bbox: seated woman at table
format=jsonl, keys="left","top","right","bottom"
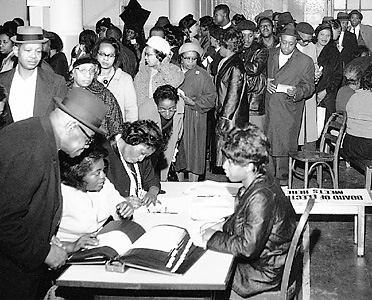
{"left": 153, "top": 84, "right": 185, "bottom": 181}
{"left": 343, "top": 66, "right": 372, "bottom": 160}
{"left": 202, "top": 124, "right": 297, "bottom": 299}
{"left": 105, "top": 120, "right": 166, "bottom": 207}
{"left": 56, "top": 145, "right": 135, "bottom": 253}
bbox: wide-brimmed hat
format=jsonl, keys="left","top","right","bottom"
{"left": 255, "top": 9, "right": 273, "bottom": 24}
{"left": 146, "top": 36, "right": 170, "bottom": 55}
{"left": 278, "top": 12, "right": 296, "bottom": 27}
{"left": 337, "top": 12, "right": 350, "bottom": 20}
{"left": 11, "top": 26, "right": 48, "bottom": 44}
{"left": 296, "top": 22, "right": 314, "bottom": 35}
{"left": 349, "top": 10, "right": 363, "bottom": 20}
{"left": 155, "top": 16, "right": 170, "bottom": 28}
{"left": 54, "top": 87, "right": 107, "bottom": 135}
{"left": 72, "top": 55, "right": 99, "bottom": 69}
{"left": 179, "top": 42, "right": 203, "bottom": 56}
{"left": 179, "top": 14, "right": 197, "bottom": 30}
{"left": 279, "top": 24, "right": 298, "bottom": 38}
{"left": 236, "top": 20, "right": 257, "bottom": 32}
{"left": 322, "top": 16, "right": 334, "bottom": 24}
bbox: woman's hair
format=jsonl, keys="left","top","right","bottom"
{"left": 60, "top": 146, "right": 108, "bottom": 190}
{"left": 50, "top": 32, "right": 64, "bottom": 52}
{"left": 314, "top": 23, "right": 333, "bottom": 43}
{"left": 78, "top": 29, "right": 98, "bottom": 55}
{"left": 151, "top": 48, "right": 167, "bottom": 62}
{"left": 222, "top": 124, "right": 270, "bottom": 175}
{"left": 121, "top": 120, "right": 166, "bottom": 152}
{"left": 92, "top": 37, "right": 120, "bottom": 65}
{"left": 344, "top": 64, "right": 363, "bottom": 86}
{"left": 0, "top": 24, "right": 16, "bottom": 39}
{"left": 219, "top": 28, "right": 244, "bottom": 53}
{"left": 153, "top": 84, "right": 179, "bottom": 105}
{"left": 360, "top": 66, "right": 372, "bottom": 90}
{"left": 164, "top": 24, "right": 184, "bottom": 48}
{"left": 199, "top": 16, "right": 215, "bottom": 31}
{"left": 231, "top": 14, "right": 246, "bottom": 25}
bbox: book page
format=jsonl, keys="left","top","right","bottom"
{"left": 132, "top": 225, "right": 187, "bottom": 252}
{"left": 94, "top": 231, "right": 133, "bottom": 255}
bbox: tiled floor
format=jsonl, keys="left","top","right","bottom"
{"left": 204, "top": 160, "right": 372, "bottom": 300}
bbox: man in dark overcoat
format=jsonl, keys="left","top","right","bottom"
{"left": 0, "top": 87, "right": 107, "bottom": 299}
{"left": 265, "top": 25, "right": 315, "bottom": 185}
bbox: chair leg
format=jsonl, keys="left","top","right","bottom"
{"left": 304, "top": 161, "right": 309, "bottom": 188}
{"left": 334, "top": 161, "right": 339, "bottom": 189}
{"left": 289, "top": 157, "right": 293, "bottom": 189}
{"left": 366, "top": 167, "right": 372, "bottom": 191}
{"left": 317, "top": 165, "right": 323, "bottom": 188}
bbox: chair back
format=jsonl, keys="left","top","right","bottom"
{"left": 319, "top": 111, "right": 347, "bottom": 159}
{"left": 280, "top": 196, "right": 315, "bottom": 299}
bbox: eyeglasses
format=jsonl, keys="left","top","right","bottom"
{"left": 78, "top": 124, "right": 94, "bottom": 145}
{"left": 98, "top": 51, "right": 115, "bottom": 59}
{"left": 158, "top": 107, "right": 177, "bottom": 114}
{"left": 75, "top": 67, "right": 96, "bottom": 76}
{"left": 145, "top": 52, "right": 156, "bottom": 57}
{"left": 300, "top": 37, "right": 312, "bottom": 43}
{"left": 182, "top": 56, "right": 198, "bottom": 61}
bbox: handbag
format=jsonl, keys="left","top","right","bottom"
{"left": 167, "top": 162, "right": 178, "bottom": 182}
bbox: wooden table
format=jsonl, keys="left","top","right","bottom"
{"left": 56, "top": 182, "right": 372, "bottom": 300}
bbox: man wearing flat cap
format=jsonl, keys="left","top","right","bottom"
{"left": 0, "top": 26, "right": 68, "bottom": 129}
{"left": 348, "top": 10, "right": 372, "bottom": 52}
{"left": 265, "top": 25, "right": 315, "bottom": 185}
{"left": 0, "top": 87, "right": 107, "bottom": 299}
{"left": 237, "top": 20, "right": 269, "bottom": 130}
{"left": 336, "top": 12, "right": 358, "bottom": 66}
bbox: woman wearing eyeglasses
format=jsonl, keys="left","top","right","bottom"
{"left": 93, "top": 37, "right": 138, "bottom": 122}
{"left": 153, "top": 85, "right": 184, "bottom": 181}
{"left": 176, "top": 42, "right": 216, "bottom": 182}
{"left": 69, "top": 55, "right": 124, "bottom": 139}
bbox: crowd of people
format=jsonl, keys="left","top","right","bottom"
{"left": 0, "top": 2, "right": 372, "bottom": 299}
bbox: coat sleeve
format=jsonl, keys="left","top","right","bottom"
{"left": 0, "top": 152, "right": 51, "bottom": 271}
{"left": 157, "top": 62, "right": 185, "bottom": 88}
{"left": 242, "top": 47, "right": 269, "bottom": 77}
{"left": 294, "top": 57, "right": 315, "bottom": 101}
{"left": 140, "top": 157, "right": 161, "bottom": 192}
{"left": 191, "top": 71, "right": 216, "bottom": 114}
{"left": 219, "top": 66, "right": 245, "bottom": 120}
{"left": 206, "top": 191, "right": 274, "bottom": 260}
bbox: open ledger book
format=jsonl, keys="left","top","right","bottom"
{"left": 68, "top": 220, "right": 205, "bottom": 276}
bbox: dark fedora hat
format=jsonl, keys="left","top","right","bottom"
{"left": 11, "top": 26, "right": 48, "bottom": 44}
{"left": 279, "top": 24, "right": 298, "bottom": 38}
{"left": 54, "top": 87, "right": 107, "bottom": 135}
{"left": 278, "top": 12, "right": 296, "bottom": 27}
{"left": 349, "top": 10, "right": 363, "bottom": 20}
{"left": 337, "top": 12, "right": 350, "bottom": 20}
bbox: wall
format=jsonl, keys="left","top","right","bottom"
{"left": 0, "top": 0, "right": 28, "bottom": 25}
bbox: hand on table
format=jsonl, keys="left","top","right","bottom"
{"left": 116, "top": 199, "right": 135, "bottom": 218}
{"left": 45, "top": 242, "right": 68, "bottom": 270}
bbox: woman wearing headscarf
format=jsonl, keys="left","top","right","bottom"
{"left": 134, "top": 36, "right": 184, "bottom": 126}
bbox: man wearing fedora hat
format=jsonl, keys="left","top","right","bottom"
{"left": 0, "top": 87, "right": 107, "bottom": 299}
{"left": 348, "top": 10, "right": 372, "bottom": 52}
{"left": 265, "top": 25, "right": 315, "bottom": 185}
{"left": 0, "top": 26, "right": 68, "bottom": 129}
{"left": 336, "top": 12, "right": 358, "bottom": 66}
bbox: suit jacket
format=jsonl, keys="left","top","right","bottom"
{"left": 0, "top": 67, "right": 68, "bottom": 129}
{"left": 265, "top": 48, "right": 315, "bottom": 156}
{"left": 0, "top": 117, "right": 62, "bottom": 298}
{"left": 349, "top": 24, "right": 372, "bottom": 52}
{"left": 340, "top": 30, "right": 358, "bottom": 66}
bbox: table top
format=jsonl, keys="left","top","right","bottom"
{"left": 57, "top": 181, "right": 372, "bottom": 291}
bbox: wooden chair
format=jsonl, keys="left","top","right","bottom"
{"left": 248, "top": 196, "right": 315, "bottom": 300}
{"left": 288, "top": 111, "right": 347, "bottom": 188}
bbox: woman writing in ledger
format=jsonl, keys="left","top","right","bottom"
{"left": 56, "top": 145, "right": 135, "bottom": 252}
{"left": 202, "top": 124, "right": 296, "bottom": 298}
{"left": 105, "top": 120, "right": 166, "bottom": 206}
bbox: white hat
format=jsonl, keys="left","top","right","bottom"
{"left": 146, "top": 36, "right": 170, "bottom": 55}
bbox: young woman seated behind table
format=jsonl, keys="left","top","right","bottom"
{"left": 202, "top": 124, "right": 297, "bottom": 299}
{"left": 56, "top": 146, "right": 136, "bottom": 253}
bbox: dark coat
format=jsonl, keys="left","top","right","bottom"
{"left": 0, "top": 117, "right": 62, "bottom": 299}
{"left": 0, "top": 67, "right": 68, "bottom": 129}
{"left": 339, "top": 31, "right": 358, "bottom": 66}
{"left": 265, "top": 48, "right": 315, "bottom": 156}
{"left": 207, "top": 174, "right": 297, "bottom": 297}
{"left": 212, "top": 52, "right": 249, "bottom": 167}
{"left": 316, "top": 42, "right": 343, "bottom": 117}
{"left": 105, "top": 140, "right": 160, "bottom": 198}
{"left": 239, "top": 41, "right": 269, "bottom": 116}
